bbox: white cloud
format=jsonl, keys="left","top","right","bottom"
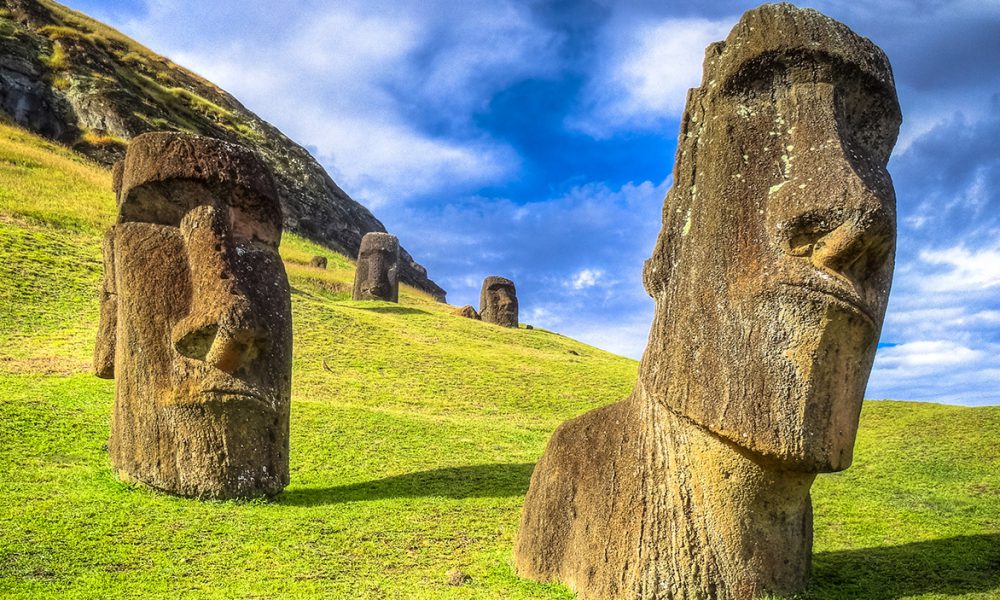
{"left": 869, "top": 340, "right": 999, "bottom": 405}
{"left": 568, "top": 269, "right": 604, "bottom": 290}
{"left": 875, "top": 340, "right": 985, "bottom": 369}
{"left": 117, "top": 0, "right": 556, "bottom": 209}
{"left": 917, "top": 245, "right": 1000, "bottom": 292}
{"left": 569, "top": 16, "right": 732, "bottom": 137}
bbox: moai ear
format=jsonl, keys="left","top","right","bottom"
{"left": 94, "top": 227, "right": 117, "bottom": 379}
{"left": 641, "top": 232, "right": 674, "bottom": 299}
{"left": 111, "top": 160, "right": 124, "bottom": 205}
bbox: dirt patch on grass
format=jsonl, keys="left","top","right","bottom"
{"left": 0, "top": 354, "right": 88, "bottom": 375}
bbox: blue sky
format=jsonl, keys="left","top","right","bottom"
{"left": 68, "top": 0, "right": 1000, "bottom": 406}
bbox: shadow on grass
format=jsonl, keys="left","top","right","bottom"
{"left": 806, "top": 533, "right": 1000, "bottom": 599}
{"left": 341, "top": 304, "right": 429, "bottom": 315}
{"left": 279, "top": 463, "right": 535, "bottom": 507}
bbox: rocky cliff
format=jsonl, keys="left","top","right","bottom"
{"left": 0, "top": 0, "right": 445, "bottom": 300}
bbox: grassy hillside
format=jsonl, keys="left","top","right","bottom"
{"left": 0, "top": 122, "right": 997, "bottom": 599}
{"left": 0, "top": 0, "right": 446, "bottom": 298}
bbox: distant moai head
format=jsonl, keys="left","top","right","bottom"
{"left": 309, "top": 255, "right": 327, "bottom": 269}
{"left": 454, "top": 304, "right": 480, "bottom": 320}
{"left": 639, "top": 4, "right": 901, "bottom": 473}
{"left": 93, "top": 132, "right": 292, "bottom": 499}
{"left": 480, "top": 276, "right": 518, "bottom": 328}
{"left": 352, "top": 232, "right": 399, "bottom": 302}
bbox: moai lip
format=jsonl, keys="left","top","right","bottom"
{"left": 94, "top": 132, "right": 293, "bottom": 500}
{"left": 352, "top": 232, "right": 400, "bottom": 302}
{"left": 514, "top": 4, "right": 900, "bottom": 598}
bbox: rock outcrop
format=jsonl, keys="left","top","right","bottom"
{"left": 453, "top": 305, "right": 480, "bottom": 320}
{"left": 514, "top": 4, "right": 901, "bottom": 598}
{"left": 309, "top": 255, "right": 327, "bottom": 269}
{"left": 0, "top": 0, "right": 445, "bottom": 300}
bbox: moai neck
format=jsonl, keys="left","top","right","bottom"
{"left": 633, "top": 384, "right": 816, "bottom": 599}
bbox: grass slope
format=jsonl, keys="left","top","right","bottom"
{"left": 0, "top": 122, "right": 998, "bottom": 599}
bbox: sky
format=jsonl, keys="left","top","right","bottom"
{"left": 67, "top": 0, "right": 1000, "bottom": 406}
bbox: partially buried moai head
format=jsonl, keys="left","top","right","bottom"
{"left": 639, "top": 5, "right": 901, "bottom": 473}
{"left": 480, "top": 276, "right": 518, "bottom": 328}
{"left": 352, "top": 232, "right": 399, "bottom": 302}
{"left": 93, "top": 132, "right": 292, "bottom": 499}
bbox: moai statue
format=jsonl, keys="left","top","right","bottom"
{"left": 94, "top": 132, "right": 293, "bottom": 499}
{"left": 514, "top": 4, "right": 900, "bottom": 599}
{"left": 352, "top": 232, "right": 399, "bottom": 302}
{"left": 309, "top": 255, "right": 327, "bottom": 269}
{"left": 479, "top": 276, "right": 518, "bottom": 327}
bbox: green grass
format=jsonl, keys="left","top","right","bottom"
{"left": 0, "top": 121, "right": 997, "bottom": 599}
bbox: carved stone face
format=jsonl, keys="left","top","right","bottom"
{"left": 352, "top": 232, "right": 399, "bottom": 302}
{"left": 94, "top": 132, "right": 292, "bottom": 498}
{"left": 639, "top": 7, "right": 901, "bottom": 473}
{"left": 480, "top": 276, "right": 518, "bottom": 328}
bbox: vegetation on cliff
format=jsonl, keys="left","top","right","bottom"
{"left": 0, "top": 0, "right": 446, "bottom": 299}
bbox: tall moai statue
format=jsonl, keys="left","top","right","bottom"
{"left": 480, "top": 276, "right": 518, "bottom": 327}
{"left": 352, "top": 232, "right": 399, "bottom": 302}
{"left": 514, "top": 4, "right": 900, "bottom": 599}
{"left": 94, "top": 132, "right": 293, "bottom": 499}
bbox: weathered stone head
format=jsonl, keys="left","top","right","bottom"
{"left": 352, "top": 232, "right": 399, "bottom": 302}
{"left": 479, "top": 276, "right": 518, "bottom": 328}
{"left": 309, "top": 255, "right": 327, "bottom": 269}
{"left": 514, "top": 6, "right": 901, "bottom": 598}
{"left": 454, "top": 305, "right": 480, "bottom": 320}
{"left": 640, "top": 3, "right": 900, "bottom": 472}
{"left": 93, "top": 132, "right": 292, "bottom": 499}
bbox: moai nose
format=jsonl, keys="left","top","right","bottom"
{"left": 809, "top": 210, "right": 893, "bottom": 289}
{"left": 770, "top": 83, "right": 895, "bottom": 289}
{"left": 172, "top": 204, "right": 270, "bottom": 374}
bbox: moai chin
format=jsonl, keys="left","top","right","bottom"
{"left": 479, "top": 276, "right": 518, "bottom": 328}
{"left": 94, "top": 132, "right": 293, "bottom": 500}
{"left": 352, "top": 232, "right": 399, "bottom": 302}
{"left": 514, "top": 4, "right": 900, "bottom": 599}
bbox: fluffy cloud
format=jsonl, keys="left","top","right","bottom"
{"left": 568, "top": 16, "right": 732, "bottom": 137}
{"left": 917, "top": 246, "right": 1000, "bottom": 293}
{"left": 116, "top": 0, "right": 559, "bottom": 209}
{"left": 568, "top": 269, "right": 605, "bottom": 290}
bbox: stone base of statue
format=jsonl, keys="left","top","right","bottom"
{"left": 514, "top": 388, "right": 815, "bottom": 599}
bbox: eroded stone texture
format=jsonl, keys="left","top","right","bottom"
{"left": 309, "top": 255, "right": 327, "bottom": 269}
{"left": 479, "top": 276, "right": 518, "bottom": 328}
{"left": 514, "top": 4, "right": 900, "bottom": 599}
{"left": 352, "top": 232, "right": 399, "bottom": 302}
{"left": 454, "top": 305, "right": 480, "bottom": 320}
{"left": 111, "top": 160, "right": 124, "bottom": 202}
{"left": 94, "top": 131, "right": 293, "bottom": 499}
